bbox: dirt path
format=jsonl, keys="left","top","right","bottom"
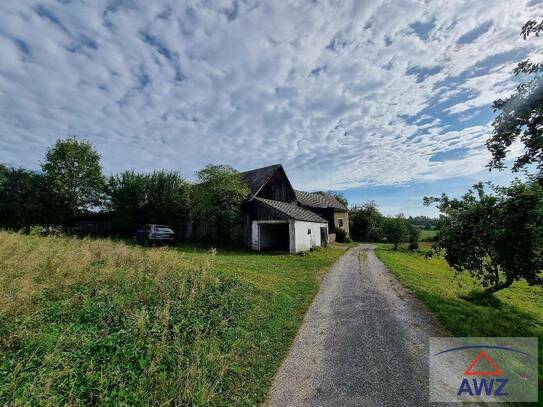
{"left": 265, "top": 244, "right": 446, "bottom": 407}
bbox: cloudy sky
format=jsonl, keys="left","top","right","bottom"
{"left": 1, "top": 1, "right": 542, "bottom": 215}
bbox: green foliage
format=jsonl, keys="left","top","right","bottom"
{"left": 486, "top": 19, "right": 543, "bottom": 177}
{"left": 0, "top": 164, "right": 58, "bottom": 229}
{"left": 41, "top": 137, "right": 105, "bottom": 220}
{"left": 335, "top": 227, "right": 350, "bottom": 243}
{"left": 382, "top": 215, "right": 409, "bottom": 250}
{"left": 327, "top": 191, "right": 348, "bottom": 208}
{"left": 192, "top": 165, "right": 251, "bottom": 241}
{"left": 0, "top": 231, "right": 347, "bottom": 405}
{"left": 108, "top": 170, "right": 191, "bottom": 235}
{"left": 349, "top": 201, "right": 384, "bottom": 242}
{"left": 408, "top": 215, "right": 437, "bottom": 230}
{"left": 425, "top": 180, "right": 543, "bottom": 293}
{"left": 407, "top": 222, "right": 420, "bottom": 249}
{"left": 408, "top": 241, "right": 419, "bottom": 251}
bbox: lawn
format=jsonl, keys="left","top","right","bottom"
{"left": 375, "top": 243, "right": 543, "bottom": 385}
{"left": 0, "top": 231, "right": 350, "bottom": 406}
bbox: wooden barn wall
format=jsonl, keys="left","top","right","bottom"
{"left": 242, "top": 201, "right": 290, "bottom": 248}
{"left": 252, "top": 201, "right": 289, "bottom": 221}
{"left": 255, "top": 169, "right": 296, "bottom": 203}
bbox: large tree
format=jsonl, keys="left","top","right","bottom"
{"left": 192, "top": 165, "right": 250, "bottom": 240}
{"left": 486, "top": 19, "right": 543, "bottom": 178}
{"left": 349, "top": 201, "right": 384, "bottom": 242}
{"left": 108, "top": 170, "right": 191, "bottom": 235}
{"left": 425, "top": 181, "right": 543, "bottom": 293}
{"left": 0, "top": 165, "right": 55, "bottom": 229}
{"left": 426, "top": 19, "right": 543, "bottom": 294}
{"left": 41, "top": 137, "right": 105, "bottom": 220}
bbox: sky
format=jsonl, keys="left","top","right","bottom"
{"left": 1, "top": 1, "right": 542, "bottom": 216}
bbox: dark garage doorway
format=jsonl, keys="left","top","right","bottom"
{"left": 259, "top": 223, "right": 289, "bottom": 251}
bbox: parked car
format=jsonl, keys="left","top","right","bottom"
{"left": 134, "top": 224, "right": 175, "bottom": 246}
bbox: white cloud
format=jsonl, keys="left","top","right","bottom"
{"left": 0, "top": 0, "right": 542, "bottom": 190}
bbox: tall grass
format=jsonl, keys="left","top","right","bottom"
{"left": 0, "top": 231, "right": 255, "bottom": 405}
{"left": 0, "top": 231, "right": 349, "bottom": 405}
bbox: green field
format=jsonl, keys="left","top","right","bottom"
{"left": 375, "top": 243, "right": 543, "bottom": 385}
{"left": 418, "top": 228, "right": 438, "bottom": 241}
{"left": 0, "top": 231, "right": 350, "bottom": 406}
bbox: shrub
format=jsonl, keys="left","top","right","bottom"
{"left": 382, "top": 215, "right": 409, "bottom": 250}
{"left": 335, "top": 227, "right": 348, "bottom": 243}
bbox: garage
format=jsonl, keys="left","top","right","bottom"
{"left": 258, "top": 222, "right": 290, "bottom": 251}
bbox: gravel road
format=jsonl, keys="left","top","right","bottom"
{"left": 265, "top": 244, "right": 447, "bottom": 407}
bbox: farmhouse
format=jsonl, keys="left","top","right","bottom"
{"left": 241, "top": 164, "right": 349, "bottom": 253}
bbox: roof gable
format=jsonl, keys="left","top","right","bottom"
{"left": 241, "top": 164, "right": 280, "bottom": 197}
{"left": 241, "top": 164, "right": 296, "bottom": 202}
{"left": 295, "top": 190, "right": 347, "bottom": 211}
{"left": 254, "top": 198, "right": 327, "bottom": 223}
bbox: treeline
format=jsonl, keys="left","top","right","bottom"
{"left": 0, "top": 137, "right": 250, "bottom": 239}
{"left": 407, "top": 215, "right": 437, "bottom": 230}
{"left": 349, "top": 201, "right": 425, "bottom": 249}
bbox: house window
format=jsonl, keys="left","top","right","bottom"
{"left": 307, "top": 228, "right": 311, "bottom": 235}
{"left": 337, "top": 218, "right": 344, "bottom": 228}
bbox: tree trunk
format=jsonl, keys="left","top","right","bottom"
{"left": 485, "top": 276, "right": 514, "bottom": 294}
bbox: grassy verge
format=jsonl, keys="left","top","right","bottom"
{"left": 0, "top": 231, "right": 348, "bottom": 405}
{"left": 375, "top": 243, "right": 543, "bottom": 385}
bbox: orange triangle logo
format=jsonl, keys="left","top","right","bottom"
{"left": 464, "top": 350, "right": 504, "bottom": 376}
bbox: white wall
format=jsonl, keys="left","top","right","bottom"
{"left": 251, "top": 221, "right": 259, "bottom": 250}
{"left": 292, "top": 221, "right": 328, "bottom": 253}
{"left": 252, "top": 220, "right": 328, "bottom": 253}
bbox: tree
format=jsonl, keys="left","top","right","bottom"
{"left": 327, "top": 191, "right": 348, "bottom": 208}
{"left": 0, "top": 164, "right": 57, "bottom": 229}
{"left": 424, "top": 18, "right": 543, "bottom": 294}
{"left": 192, "top": 165, "right": 250, "bottom": 240}
{"left": 486, "top": 19, "right": 543, "bottom": 178}
{"left": 108, "top": 170, "right": 191, "bottom": 235}
{"left": 41, "top": 137, "right": 105, "bottom": 220}
{"left": 349, "top": 201, "right": 384, "bottom": 242}
{"left": 408, "top": 215, "right": 437, "bottom": 230}
{"left": 382, "top": 215, "right": 409, "bottom": 250}
{"left": 425, "top": 181, "right": 543, "bottom": 294}
{"left": 407, "top": 222, "right": 421, "bottom": 250}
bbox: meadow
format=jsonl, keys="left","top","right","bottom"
{"left": 418, "top": 228, "right": 438, "bottom": 241}
{"left": 376, "top": 243, "right": 543, "bottom": 385}
{"left": 0, "top": 231, "right": 350, "bottom": 406}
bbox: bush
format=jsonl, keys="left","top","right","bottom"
{"left": 335, "top": 228, "right": 349, "bottom": 243}
{"left": 408, "top": 241, "right": 419, "bottom": 251}
{"left": 382, "top": 216, "right": 409, "bottom": 250}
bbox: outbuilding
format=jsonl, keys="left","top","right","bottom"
{"left": 241, "top": 164, "right": 330, "bottom": 253}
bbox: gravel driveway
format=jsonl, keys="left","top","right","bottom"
{"left": 265, "top": 244, "right": 447, "bottom": 407}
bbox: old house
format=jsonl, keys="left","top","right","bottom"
{"left": 295, "top": 190, "right": 349, "bottom": 242}
{"left": 241, "top": 164, "right": 349, "bottom": 253}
